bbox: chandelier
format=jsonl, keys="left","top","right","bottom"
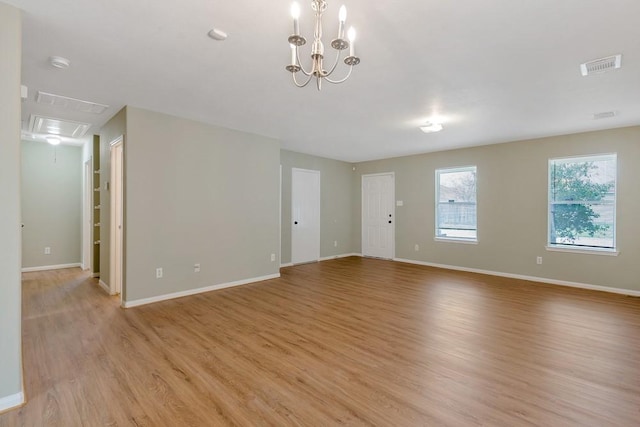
{"left": 286, "top": 0, "right": 360, "bottom": 90}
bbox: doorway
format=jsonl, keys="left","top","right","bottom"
{"left": 362, "top": 172, "right": 395, "bottom": 259}
{"left": 291, "top": 168, "right": 320, "bottom": 264}
{"left": 109, "top": 136, "right": 124, "bottom": 297}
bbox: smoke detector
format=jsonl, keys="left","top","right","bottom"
{"left": 580, "top": 54, "right": 621, "bottom": 77}
{"left": 50, "top": 56, "right": 71, "bottom": 69}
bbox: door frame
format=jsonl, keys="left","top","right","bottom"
{"left": 279, "top": 164, "right": 282, "bottom": 268}
{"left": 291, "top": 167, "right": 321, "bottom": 264}
{"left": 82, "top": 158, "right": 93, "bottom": 271}
{"left": 361, "top": 172, "right": 395, "bottom": 259}
{"left": 109, "top": 136, "right": 124, "bottom": 300}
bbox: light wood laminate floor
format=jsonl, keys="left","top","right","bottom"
{"left": 1, "top": 257, "right": 639, "bottom": 426}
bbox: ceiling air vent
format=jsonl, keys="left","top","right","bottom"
{"left": 28, "top": 114, "right": 91, "bottom": 138}
{"left": 36, "top": 91, "right": 109, "bottom": 114}
{"left": 580, "top": 54, "right": 621, "bottom": 76}
{"left": 593, "top": 111, "right": 618, "bottom": 120}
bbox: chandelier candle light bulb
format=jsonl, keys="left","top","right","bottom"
{"left": 338, "top": 5, "right": 346, "bottom": 39}
{"left": 348, "top": 26, "right": 356, "bottom": 57}
{"left": 286, "top": 0, "right": 360, "bottom": 90}
{"left": 291, "top": 2, "right": 300, "bottom": 35}
{"left": 290, "top": 44, "right": 296, "bottom": 65}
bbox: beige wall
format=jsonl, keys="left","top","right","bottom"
{"left": 353, "top": 126, "right": 640, "bottom": 291}
{"left": 123, "top": 107, "right": 281, "bottom": 302}
{"left": 99, "top": 107, "right": 127, "bottom": 287}
{"left": 21, "top": 141, "right": 82, "bottom": 268}
{"left": 280, "top": 150, "right": 356, "bottom": 264}
{"left": 0, "top": 1, "right": 23, "bottom": 404}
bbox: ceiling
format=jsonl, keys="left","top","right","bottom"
{"left": 9, "top": 0, "right": 640, "bottom": 162}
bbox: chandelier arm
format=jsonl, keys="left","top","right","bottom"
{"left": 323, "top": 65, "right": 353, "bottom": 84}
{"left": 295, "top": 48, "right": 313, "bottom": 76}
{"left": 292, "top": 72, "right": 314, "bottom": 88}
{"left": 323, "top": 48, "right": 342, "bottom": 77}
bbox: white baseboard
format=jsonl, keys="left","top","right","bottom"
{"left": 281, "top": 253, "right": 362, "bottom": 268}
{"left": 22, "top": 263, "right": 81, "bottom": 273}
{"left": 393, "top": 258, "right": 640, "bottom": 297}
{"left": 319, "top": 253, "right": 362, "bottom": 262}
{"left": 122, "top": 273, "right": 281, "bottom": 308}
{"left": 0, "top": 391, "right": 24, "bottom": 413}
{"left": 98, "top": 279, "right": 112, "bottom": 295}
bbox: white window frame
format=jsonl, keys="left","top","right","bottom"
{"left": 546, "top": 153, "right": 617, "bottom": 255}
{"left": 435, "top": 165, "right": 478, "bottom": 244}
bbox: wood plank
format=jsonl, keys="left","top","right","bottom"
{"left": 1, "top": 257, "right": 639, "bottom": 426}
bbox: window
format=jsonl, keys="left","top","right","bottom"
{"left": 548, "top": 154, "right": 616, "bottom": 251}
{"left": 436, "top": 166, "right": 477, "bottom": 241}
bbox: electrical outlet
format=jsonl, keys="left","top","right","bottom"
{"left": 414, "top": 244, "right": 419, "bottom": 252}
{"left": 44, "top": 247, "right": 51, "bottom": 255}
{"left": 536, "top": 256, "right": 542, "bottom": 265}
{"left": 334, "top": 240, "right": 338, "bottom": 247}
{"left": 270, "top": 253, "right": 276, "bottom": 262}
{"left": 194, "top": 263, "right": 200, "bottom": 273}
{"left": 156, "top": 267, "right": 163, "bottom": 278}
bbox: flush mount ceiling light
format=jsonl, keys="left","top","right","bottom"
{"left": 420, "top": 122, "right": 443, "bottom": 133}
{"left": 286, "top": 0, "right": 360, "bottom": 90}
{"left": 207, "top": 28, "right": 227, "bottom": 41}
{"left": 50, "top": 56, "right": 71, "bottom": 69}
{"left": 46, "top": 136, "right": 61, "bottom": 145}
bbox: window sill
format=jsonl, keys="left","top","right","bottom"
{"left": 435, "top": 237, "right": 478, "bottom": 245}
{"left": 545, "top": 245, "right": 619, "bottom": 256}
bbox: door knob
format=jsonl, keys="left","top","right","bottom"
{"left": 388, "top": 220, "right": 392, "bottom": 223}
{"left": 294, "top": 221, "right": 298, "bottom": 224}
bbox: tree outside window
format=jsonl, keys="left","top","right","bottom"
{"left": 548, "top": 154, "right": 616, "bottom": 250}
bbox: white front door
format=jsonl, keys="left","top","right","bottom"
{"left": 362, "top": 173, "right": 395, "bottom": 259}
{"left": 292, "top": 168, "right": 320, "bottom": 264}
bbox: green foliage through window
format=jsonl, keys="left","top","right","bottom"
{"left": 548, "top": 155, "right": 616, "bottom": 249}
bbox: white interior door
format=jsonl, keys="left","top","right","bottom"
{"left": 110, "top": 137, "right": 124, "bottom": 296}
{"left": 292, "top": 168, "right": 320, "bottom": 264}
{"left": 362, "top": 173, "right": 395, "bottom": 259}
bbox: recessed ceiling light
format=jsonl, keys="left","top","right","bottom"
{"left": 208, "top": 28, "right": 228, "bottom": 41}
{"left": 50, "top": 56, "right": 71, "bottom": 69}
{"left": 420, "top": 122, "right": 443, "bottom": 133}
{"left": 46, "top": 136, "right": 61, "bottom": 145}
